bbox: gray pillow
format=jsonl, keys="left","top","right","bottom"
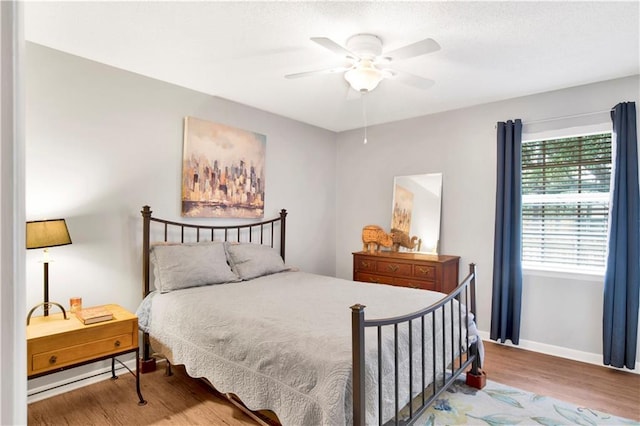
{"left": 150, "top": 241, "right": 240, "bottom": 293}
{"left": 226, "top": 243, "right": 288, "bottom": 280}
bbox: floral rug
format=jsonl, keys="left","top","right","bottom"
{"left": 413, "top": 375, "right": 639, "bottom": 425}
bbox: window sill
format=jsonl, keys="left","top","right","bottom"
{"left": 522, "top": 264, "right": 605, "bottom": 282}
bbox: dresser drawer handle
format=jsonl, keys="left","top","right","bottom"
{"left": 361, "top": 261, "right": 371, "bottom": 268}
{"left": 417, "top": 267, "right": 431, "bottom": 275}
{"left": 387, "top": 264, "right": 399, "bottom": 272}
{"left": 408, "top": 283, "right": 419, "bottom": 289}
{"left": 49, "top": 355, "right": 57, "bottom": 365}
{"left": 368, "top": 277, "right": 380, "bottom": 283}
{"left": 114, "top": 340, "right": 121, "bottom": 348}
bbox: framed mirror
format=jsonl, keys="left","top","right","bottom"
{"left": 391, "top": 173, "right": 443, "bottom": 254}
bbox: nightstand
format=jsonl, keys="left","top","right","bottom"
{"left": 27, "top": 303, "right": 146, "bottom": 405}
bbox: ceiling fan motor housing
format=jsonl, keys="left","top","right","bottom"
{"left": 346, "top": 34, "right": 383, "bottom": 59}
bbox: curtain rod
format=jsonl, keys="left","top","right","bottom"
{"left": 524, "top": 109, "right": 612, "bottom": 125}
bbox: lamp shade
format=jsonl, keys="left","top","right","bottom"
{"left": 344, "top": 60, "right": 384, "bottom": 92}
{"left": 26, "top": 219, "right": 72, "bottom": 249}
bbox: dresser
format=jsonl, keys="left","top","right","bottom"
{"left": 353, "top": 251, "right": 460, "bottom": 293}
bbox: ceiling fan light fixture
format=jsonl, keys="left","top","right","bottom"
{"left": 344, "top": 60, "right": 383, "bottom": 92}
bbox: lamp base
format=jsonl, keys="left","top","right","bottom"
{"left": 26, "top": 301, "right": 68, "bottom": 325}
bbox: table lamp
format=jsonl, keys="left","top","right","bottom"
{"left": 26, "top": 219, "right": 72, "bottom": 319}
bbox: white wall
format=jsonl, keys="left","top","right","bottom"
{"left": 335, "top": 75, "right": 640, "bottom": 365}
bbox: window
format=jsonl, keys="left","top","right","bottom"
{"left": 521, "top": 132, "right": 612, "bottom": 273}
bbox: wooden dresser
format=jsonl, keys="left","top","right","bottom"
{"left": 353, "top": 251, "right": 460, "bottom": 293}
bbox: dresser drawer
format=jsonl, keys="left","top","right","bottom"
{"left": 354, "top": 257, "right": 377, "bottom": 272}
{"left": 31, "top": 332, "right": 134, "bottom": 373}
{"left": 413, "top": 264, "right": 436, "bottom": 280}
{"left": 355, "top": 272, "right": 394, "bottom": 285}
{"left": 376, "top": 260, "right": 412, "bottom": 278}
{"left": 395, "top": 277, "right": 436, "bottom": 291}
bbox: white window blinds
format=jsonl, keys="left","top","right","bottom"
{"left": 521, "top": 132, "right": 612, "bottom": 271}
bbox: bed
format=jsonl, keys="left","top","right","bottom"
{"left": 137, "top": 205, "right": 485, "bottom": 425}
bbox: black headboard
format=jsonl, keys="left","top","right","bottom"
{"left": 140, "top": 205, "right": 287, "bottom": 298}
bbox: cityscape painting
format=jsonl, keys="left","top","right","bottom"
{"left": 181, "top": 117, "right": 266, "bottom": 218}
{"left": 391, "top": 184, "right": 414, "bottom": 234}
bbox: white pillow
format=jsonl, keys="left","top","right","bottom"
{"left": 226, "top": 243, "right": 288, "bottom": 280}
{"left": 150, "top": 242, "right": 240, "bottom": 293}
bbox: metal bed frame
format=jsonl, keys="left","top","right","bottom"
{"left": 351, "top": 264, "right": 482, "bottom": 425}
{"left": 139, "top": 205, "right": 484, "bottom": 425}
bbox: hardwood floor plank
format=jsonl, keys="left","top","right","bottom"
{"left": 29, "top": 366, "right": 256, "bottom": 426}
{"left": 28, "top": 342, "right": 640, "bottom": 424}
{"left": 482, "top": 341, "right": 640, "bottom": 421}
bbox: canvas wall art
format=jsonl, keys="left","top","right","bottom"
{"left": 182, "top": 117, "right": 266, "bottom": 218}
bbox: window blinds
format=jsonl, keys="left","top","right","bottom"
{"left": 521, "top": 133, "right": 612, "bottom": 270}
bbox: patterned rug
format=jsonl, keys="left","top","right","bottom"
{"left": 414, "top": 375, "right": 639, "bottom": 425}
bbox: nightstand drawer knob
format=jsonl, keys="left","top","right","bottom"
{"left": 114, "top": 340, "right": 121, "bottom": 347}
{"left": 49, "top": 355, "right": 57, "bottom": 365}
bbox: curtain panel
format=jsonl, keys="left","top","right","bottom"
{"left": 491, "top": 119, "right": 523, "bottom": 344}
{"left": 603, "top": 101, "right": 640, "bottom": 369}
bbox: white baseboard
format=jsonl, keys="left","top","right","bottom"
{"left": 478, "top": 330, "right": 640, "bottom": 374}
{"left": 27, "top": 358, "right": 138, "bottom": 403}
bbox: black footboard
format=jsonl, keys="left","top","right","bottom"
{"left": 351, "top": 263, "right": 480, "bottom": 426}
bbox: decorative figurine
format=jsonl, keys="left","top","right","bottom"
{"left": 361, "top": 225, "right": 394, "bottom": 253}
{"left": 391, "top": 228, "right": 419, "bottom": 252}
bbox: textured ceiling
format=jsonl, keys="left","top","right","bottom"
{"left": 24, "top": 1, "right": 640, "bottom": 132}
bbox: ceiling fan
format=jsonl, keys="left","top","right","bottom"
{"left": 285, "top": 34, "right": 440, "bottom": 93}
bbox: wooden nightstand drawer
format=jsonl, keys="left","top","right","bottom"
{"left": 376, "top": 260, "right": 412, "bottom": 277}
{"left": 29, "top": 320, "right": 135, "bottom": 354}
{"left": 32, "top": 333, "right": 134, "bottom": 372}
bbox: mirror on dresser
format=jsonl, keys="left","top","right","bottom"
{"left": 390, "top": 173, "right": 443, "bottom": 254}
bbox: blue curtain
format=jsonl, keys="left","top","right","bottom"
{"left": 603, "top": 102, "right": 640, "bottom": 369}
{"left": 491, "top": 119, "right": 523, "bottom": 344}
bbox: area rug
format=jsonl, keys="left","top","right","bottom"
{"left": 413, "top": 375, "right": 639, "bottom": 425}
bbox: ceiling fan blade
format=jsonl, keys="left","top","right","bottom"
{"left": 284, "top": 66, "right": 350, "bottom": 79}
{"left": 383, "top": 38, "right": 441, "bottom": 61}
{"left": 390, "top": 70, "right": 435, "bottom": 90}
{"left": 311, "top": 37, "right": 358, "bottom": 59}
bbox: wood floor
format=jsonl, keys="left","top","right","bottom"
{"left": 481, "top": 342, "right": 639, "bottom": 422}
{"left": 28, "top": 341, "right": 640, "bottom": 425}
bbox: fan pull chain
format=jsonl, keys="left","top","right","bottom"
{"left": 362, "top": 92, "right": 368, "bottom": 144}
